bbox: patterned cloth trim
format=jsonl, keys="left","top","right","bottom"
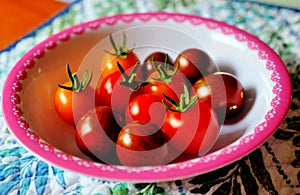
{"left": 238, "top": 0, "right": 300, "bottom": 12}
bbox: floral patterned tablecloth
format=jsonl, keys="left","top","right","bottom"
{"left": 1, "top": 0, "right": 300, "bottom": 194}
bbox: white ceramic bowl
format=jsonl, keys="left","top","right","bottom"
{"left": 2, "top": 12, "right": 291, "bottom": 182}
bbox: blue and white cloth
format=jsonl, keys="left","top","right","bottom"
{"left": 1, "top": 0, "right": 300, "bottom": 194}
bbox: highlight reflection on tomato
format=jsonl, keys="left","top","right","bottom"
{"left": 125, "top": 94, "right": 166, "bottom": 126}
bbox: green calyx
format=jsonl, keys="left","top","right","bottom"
{"left": 58, "top": 64, "right": 92, "bottom": 92}
{"left": 105, "top": 32, "right": 134, "bottom": 59}
{"left": 151, "top": 56, "right": 179, "bottom": 84}
{"left": 163, "top": 84, "right": 198, "bottom": 112}
{"left": 117, "top": 61, "right": 151, "bottom": 91}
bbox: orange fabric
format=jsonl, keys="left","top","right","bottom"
{"left": 0, "top": 0, "right": 68, "bottom": 50}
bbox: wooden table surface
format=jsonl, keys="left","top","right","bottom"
{"left": 0, "top": 0, "right": 68, "bottom": 50}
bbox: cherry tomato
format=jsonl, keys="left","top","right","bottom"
{"left": 137, "top": 51, "right": 172, "bottom": 81}
{"left": 54, "top": 81, "right": 74, "bottom": 124}
{"left": 75, "top": 106, "right": 121, "bottom": 164}
{"left": 116, "top": 122, "right": 169, "bottom": 166}
{"left": 137, "top": 81, "right": 179, "bottom": 108}
{"left": 99, "top": 33, "right": 139, "bottom": 82}
{"left": 97, "top": 64, "right": 144, "bottom": 117}
{"left": 146, "top": 59, "right": 192, "bottom": 98}
{"left": 162, "top": 87, "right": 220, "bottom": 156}
{"left": 54, "top": 64, "right": 95, "bottom": 125}
{"left": 174, "top": 48, "right": 218, "bottom": 84}
{"left": 149, "top": 72, "right": 190, "bottom": 96}
{"left": 97, "top": 71, "right": 122, "bottom": 108}
{"left": 100, "top": 52, "right": 139, "bottom": 81}
{"left": 193, "top": 72, "right": 245, "bottom": 119}
{"left": 125, "top": 94, "right": 166, "bottom": 126}
{"left": 54, "top": 81, "right": 95, "bottom": 125}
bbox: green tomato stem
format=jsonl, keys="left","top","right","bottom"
{"left": 162, "top": 84, "right": 198, "bottom": 112}
{"left": 58, "top": 63, "right": 92, "bottom": 92}
{"left": 106, "top": 32, "right": 134, "bottom": 59}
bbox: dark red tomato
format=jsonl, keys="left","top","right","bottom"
{"left": 54, "top": 83, "right": 96, "bottom": 125}
{"left": 162, "top": 101, "right": 220, "bottom": 156}
{"left": 136, "top": 51, "right": 173, "bottom": 81}
{"left": 75, "top": 106, "right": 121, "bottom": 164}
{"left": 174, "top": 48, "right": 218, "bottom": 84}
{"left": 125, "top": 94, "right": 166, "bottom": 126}
{"left": 116, "top": 122, "right": 169, "bottom": 166}
{"left": 193, "top": 72, "right": 245, "bottom": 119}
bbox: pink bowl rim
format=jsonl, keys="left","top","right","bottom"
{"left": 1, "top": 12, "right": 292, "bottom": 182}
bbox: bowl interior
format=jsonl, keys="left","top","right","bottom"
{"left": 19, "top": 22, "right": 272, "bottom": 161}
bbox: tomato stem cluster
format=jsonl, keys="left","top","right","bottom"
{"left": 151, "top": 56, "right": 179, "bottom": 84}
{"left": 117, "top": 61, "right": 151, "bottom": 91}
{"left": 105, "top": 32, "right": 134, "bottom": 59}
{"left": 163, "top": 84, "right": 198, "bottom": 113}
{"left": 58, "top": 64, "right": 92, "bottom": 92}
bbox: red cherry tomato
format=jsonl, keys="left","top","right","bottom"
{"left": 116, "top": 122, "right": 169, "bottom": 166}
{"left": 96, "top": 64, "right": 141, "bottom": 114}
{"left": 100, "top": 52, "right": 139, "bottom": 82}
{"left": 97, "top": 71, "right": 122, "bottom": 107}
{"left": 162, "top": 100, "right": 219, "bottom": 156}
{"left": 54, "top": 81, "right": 74, "bottom": 125}
{"left": 125, "top": 94, "right": 166, "bottom": 126}
{"left": 161, "top": 86, "right": 220, "bottom": 156}
{"left": 75, "top": 106, "right": 121, "bottom": 164}
{"left": 174, "top": 48, "right": 218, "bottom": 84}
{"left": 54, "top": 81, "right": 96, "bottom": 125}
{"left": 145, "top": 58, "right": 193, "bottom": 99}
{"left": 147, "top": 70, "right": 190, "bottom": 96}
{"left": 54, "top": 65, "right": 96, "bottom": 125}
{"left": 193, "top": 72, "right": 245, "bottom": 119}
{"left": 137, "top": 81, "right": 179, "bottom": 108}
{"left": 99, "top": 33, "right": 140, "bottom": 82}
{"left": 137, "top": 51, "right": 172, "bottom": 81}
